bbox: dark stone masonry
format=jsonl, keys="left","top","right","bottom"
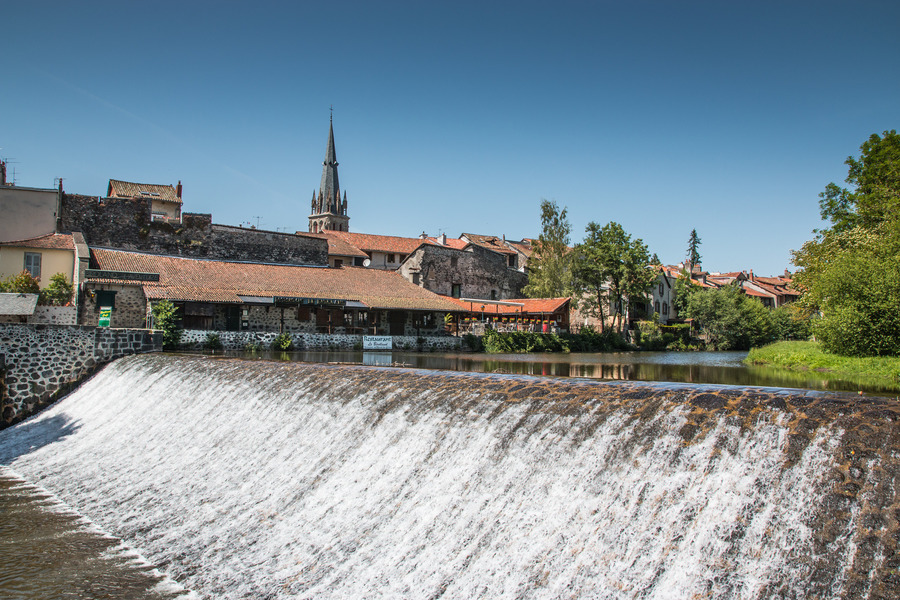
{"left": 60, "top": 194, "right": 328, "bottom": 266}
{"left": 0, "top": 324, "right": 162, "bottom": 427}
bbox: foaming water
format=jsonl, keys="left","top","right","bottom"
{"left": 0, "top": 354, "right": 898, "bottom": 599}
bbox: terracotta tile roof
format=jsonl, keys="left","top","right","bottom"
{"left": 461, "top": 233, "right": 517, "bottom": 255}
{"left": 0, "top": 232, "right": 75, "bottom": 251}
{"left": 425, "top": 236, "right": 468, "bottom": 250}
{"left": 505, "top": 239, "right": 533, "bottom": 258}
{"left": 108, "top": 179, "right": 181, "bottom": 204}
{"left": 88, "top": 249, "right": 461, "bottom": 312}
{"left": 305, "top": 233, "right": 369, "bottom": 258}
{"left": 323, "top": 231, "right": 427, "bottom": 255}
{"left": 446, "top": 296, "right": 570, "bottom": 315}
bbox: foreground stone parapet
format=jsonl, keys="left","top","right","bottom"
{"left": 0, "top": 324, "right": 162, "bottom": 426}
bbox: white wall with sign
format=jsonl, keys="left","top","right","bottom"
{"left": 363, "top": 335, "right": 392, "bottom": 350}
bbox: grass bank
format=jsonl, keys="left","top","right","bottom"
{"left": 745, "top": 341, "right": 900, "bottom": 384}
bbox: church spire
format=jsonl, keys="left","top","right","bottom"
{"left": 308, "top": 110, "right": 350, "bottom": 233}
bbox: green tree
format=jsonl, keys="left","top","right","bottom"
{"left": 817, "top": 130, "right": 900, "bottom": 233}
{"left": 523, "top": 199, "right": 573, "bottom": 298}
{"left": 686, "top": 229, "right": 702, "bottom": 273}
{"left": 38, "top": 273, "right": 74, "bottom": 306}
{"left": 0, "top": 270, "right": 40, "bottom": 294}
{"left": 151, "top": 299, "right": 182, "bottom": 350}
{"left": 682, "top": 282, "right": 774, "bottom": 350}
{"left": 572, "top": 221, "right": 655, "bottom": 333}
{"left": 793, "top": 130, "right": 900, "bottom": 356}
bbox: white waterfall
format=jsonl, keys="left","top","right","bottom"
{"left": 0, "top": 354, "right": 890, "bottom": 599}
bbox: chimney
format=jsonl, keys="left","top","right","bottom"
{"left": 176, "top": 181, "right": 182, "bottom": 199}
{"left": 419, "top": 231, "right": 428, "bottom": 239}
{"left": 749, "top": 269, "right": 754, "bottom": 282}
{"left": 58, "top": 178, "right": 63, "bottom": 193}
{"left": 439, "top": 233, "right": 447, "bottom": 246}
{"left": 0, "top": 160, "right": 5, "bottom": 186}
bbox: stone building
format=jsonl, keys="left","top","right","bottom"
{"left": 82, "top": 248, "right": 460, "bottom": 336}
{"left": 398, "top": 240, "right": 528, "bottom": 301}
{"left": 309, "top": 115, "right": 349, "bottom": 233}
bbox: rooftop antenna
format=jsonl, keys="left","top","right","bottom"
{"left": 253, "top": 215, "right": 262, "bottom": 229}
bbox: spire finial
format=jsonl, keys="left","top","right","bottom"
{"left": 330, "top": 105, "right": 333, "bottom": 123}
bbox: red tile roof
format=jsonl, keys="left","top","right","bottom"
{"left": 88, "top": 249, "right": 461, "bottom": 311}
{"left": 0, "top": 232, "right": 75, "bottom": 251}
{"left": 323, "top": 231, "right": 427, "bottom": 255}
{"left": 108, "top": 179, "right": 182, "bottom": 203}
{"left": 305, "top": 233, "right": 369, "bottom": 258}
{"left": 446, "top": 296, "right": 570, "bottom": 315}
{"left": 461, "top": 233, "right": 517, "bottom": 255}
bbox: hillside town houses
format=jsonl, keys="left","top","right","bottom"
{"left": 0, "top": 118, "right": 798, "bottom": 345}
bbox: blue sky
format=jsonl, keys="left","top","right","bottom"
{"left": 2, "top": 1, "right": 897, "bottom": 275}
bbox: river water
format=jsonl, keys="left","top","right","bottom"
{"left": 227, "top": 349, "right": 900, "bottom": 396}
{"left": 1, "top": 354, "right": 898, "bottom": 599}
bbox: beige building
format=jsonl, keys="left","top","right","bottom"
{"left": 0, "top": 233, "right": 76, "bottom": 291}
{"left": 107, "top": 179, "right": 183, "bottom": 222}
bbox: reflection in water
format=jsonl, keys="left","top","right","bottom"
{"left": 225, "top": 349, "right": 900, "bottom": 396}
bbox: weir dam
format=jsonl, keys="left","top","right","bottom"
{"left": 1, "top": 353, "right": 898, "bottom": 599}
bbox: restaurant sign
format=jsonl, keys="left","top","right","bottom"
{"left": 363, "top": 335, "right": 392, "bottom": 350}
{"left": 85, "top": 269, "right": 160, "bottom": 282}
{"left": 273, "top": 297, "right": 346, "bottom": 308}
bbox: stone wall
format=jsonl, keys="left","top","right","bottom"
{"left": 400, "top": 244, "right": 528, "bottom": 300}
{"left": 32, "top": 306, "right": 78, "bottom": 325}
{"left": 80, "top": 284, "right": 148, "bottom": 328}
{"left": 0, "top": 324, "right": 162, "bottom": 426}
{"left": 179, "top": 329, "right": 463, "bottom": 352}
{"left": 60, "top": 194, "right": 328, "bottom": 266}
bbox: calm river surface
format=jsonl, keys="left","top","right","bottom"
{"left": 226, "top": 349, "right": 900, "bottom": 396}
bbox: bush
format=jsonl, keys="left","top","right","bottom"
{"left": 244, "top": 341, "right": 261, "bottom": 352}
{"left": 203, "top": 332, "right": 223, "bottom": 351}
{"left": 462, "top": 333, "right": 483, "bottom": 352}
{"left": 38, "top": 273, "right": 74, "bottom": 305}
{"left": 151, "top": 300, "right": 182, "bottom": 350}
{"left": 272, "top": 332, "right": 294, "bottom": 351}
{"left": 0, "top": 270, "right": 40, "bottom": 294}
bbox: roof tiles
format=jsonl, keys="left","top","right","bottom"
{"left": 89, "top": 248, "right": 461, "bottom": 311}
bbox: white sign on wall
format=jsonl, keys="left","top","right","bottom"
{"left": 363, "top": 335, "right": 393, "bottom": 350}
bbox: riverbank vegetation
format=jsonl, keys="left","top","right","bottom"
{"left": 746, "top": 341, "right": 900, "bottom": 385}
{"left": 792, "top": 129, "right": 900, "bottom": 358}
{"left": 481, "top": 327, "right": 630, "bottom": 354}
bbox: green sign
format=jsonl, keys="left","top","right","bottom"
{"left": 98, "top": 306, "right": 112, "bottom": 327}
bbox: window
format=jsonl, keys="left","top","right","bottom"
{"left": 491, "top": 290, "right": 497, "bottom": 300}
{"left": 412, "top": 272, "right": 420, "bottom": 285}
{"left": 333, "top": 259, "right": 343, "bottom": 268}
{"left": 450, "top": 256, "right": 458, "bottom": 268}
{"left": 387, "top": 253, "right": 396, "bottom": 263}
{"left": 452, "top": 284, "right": 461, "bottom": 298}
{"left": 654, "top": 300, "right": 660, "bottom": 314}
{"left": 508, "top": 255, "right": 516, "bottom": 268}
{"left": 24, "top": 252, "right": 41, "bottom": 279}
{"left": 658, "top": 282, "right": 664, "bottom": 295}
{"left": 353, "top": 257, "right": 366, "bottom": 266}
{"left": 663, "top": 302, "right": 669, "bottom": 315}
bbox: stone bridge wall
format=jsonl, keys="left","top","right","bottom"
{"left": 0, "top": 324, "right": 162, "bottom": 427}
